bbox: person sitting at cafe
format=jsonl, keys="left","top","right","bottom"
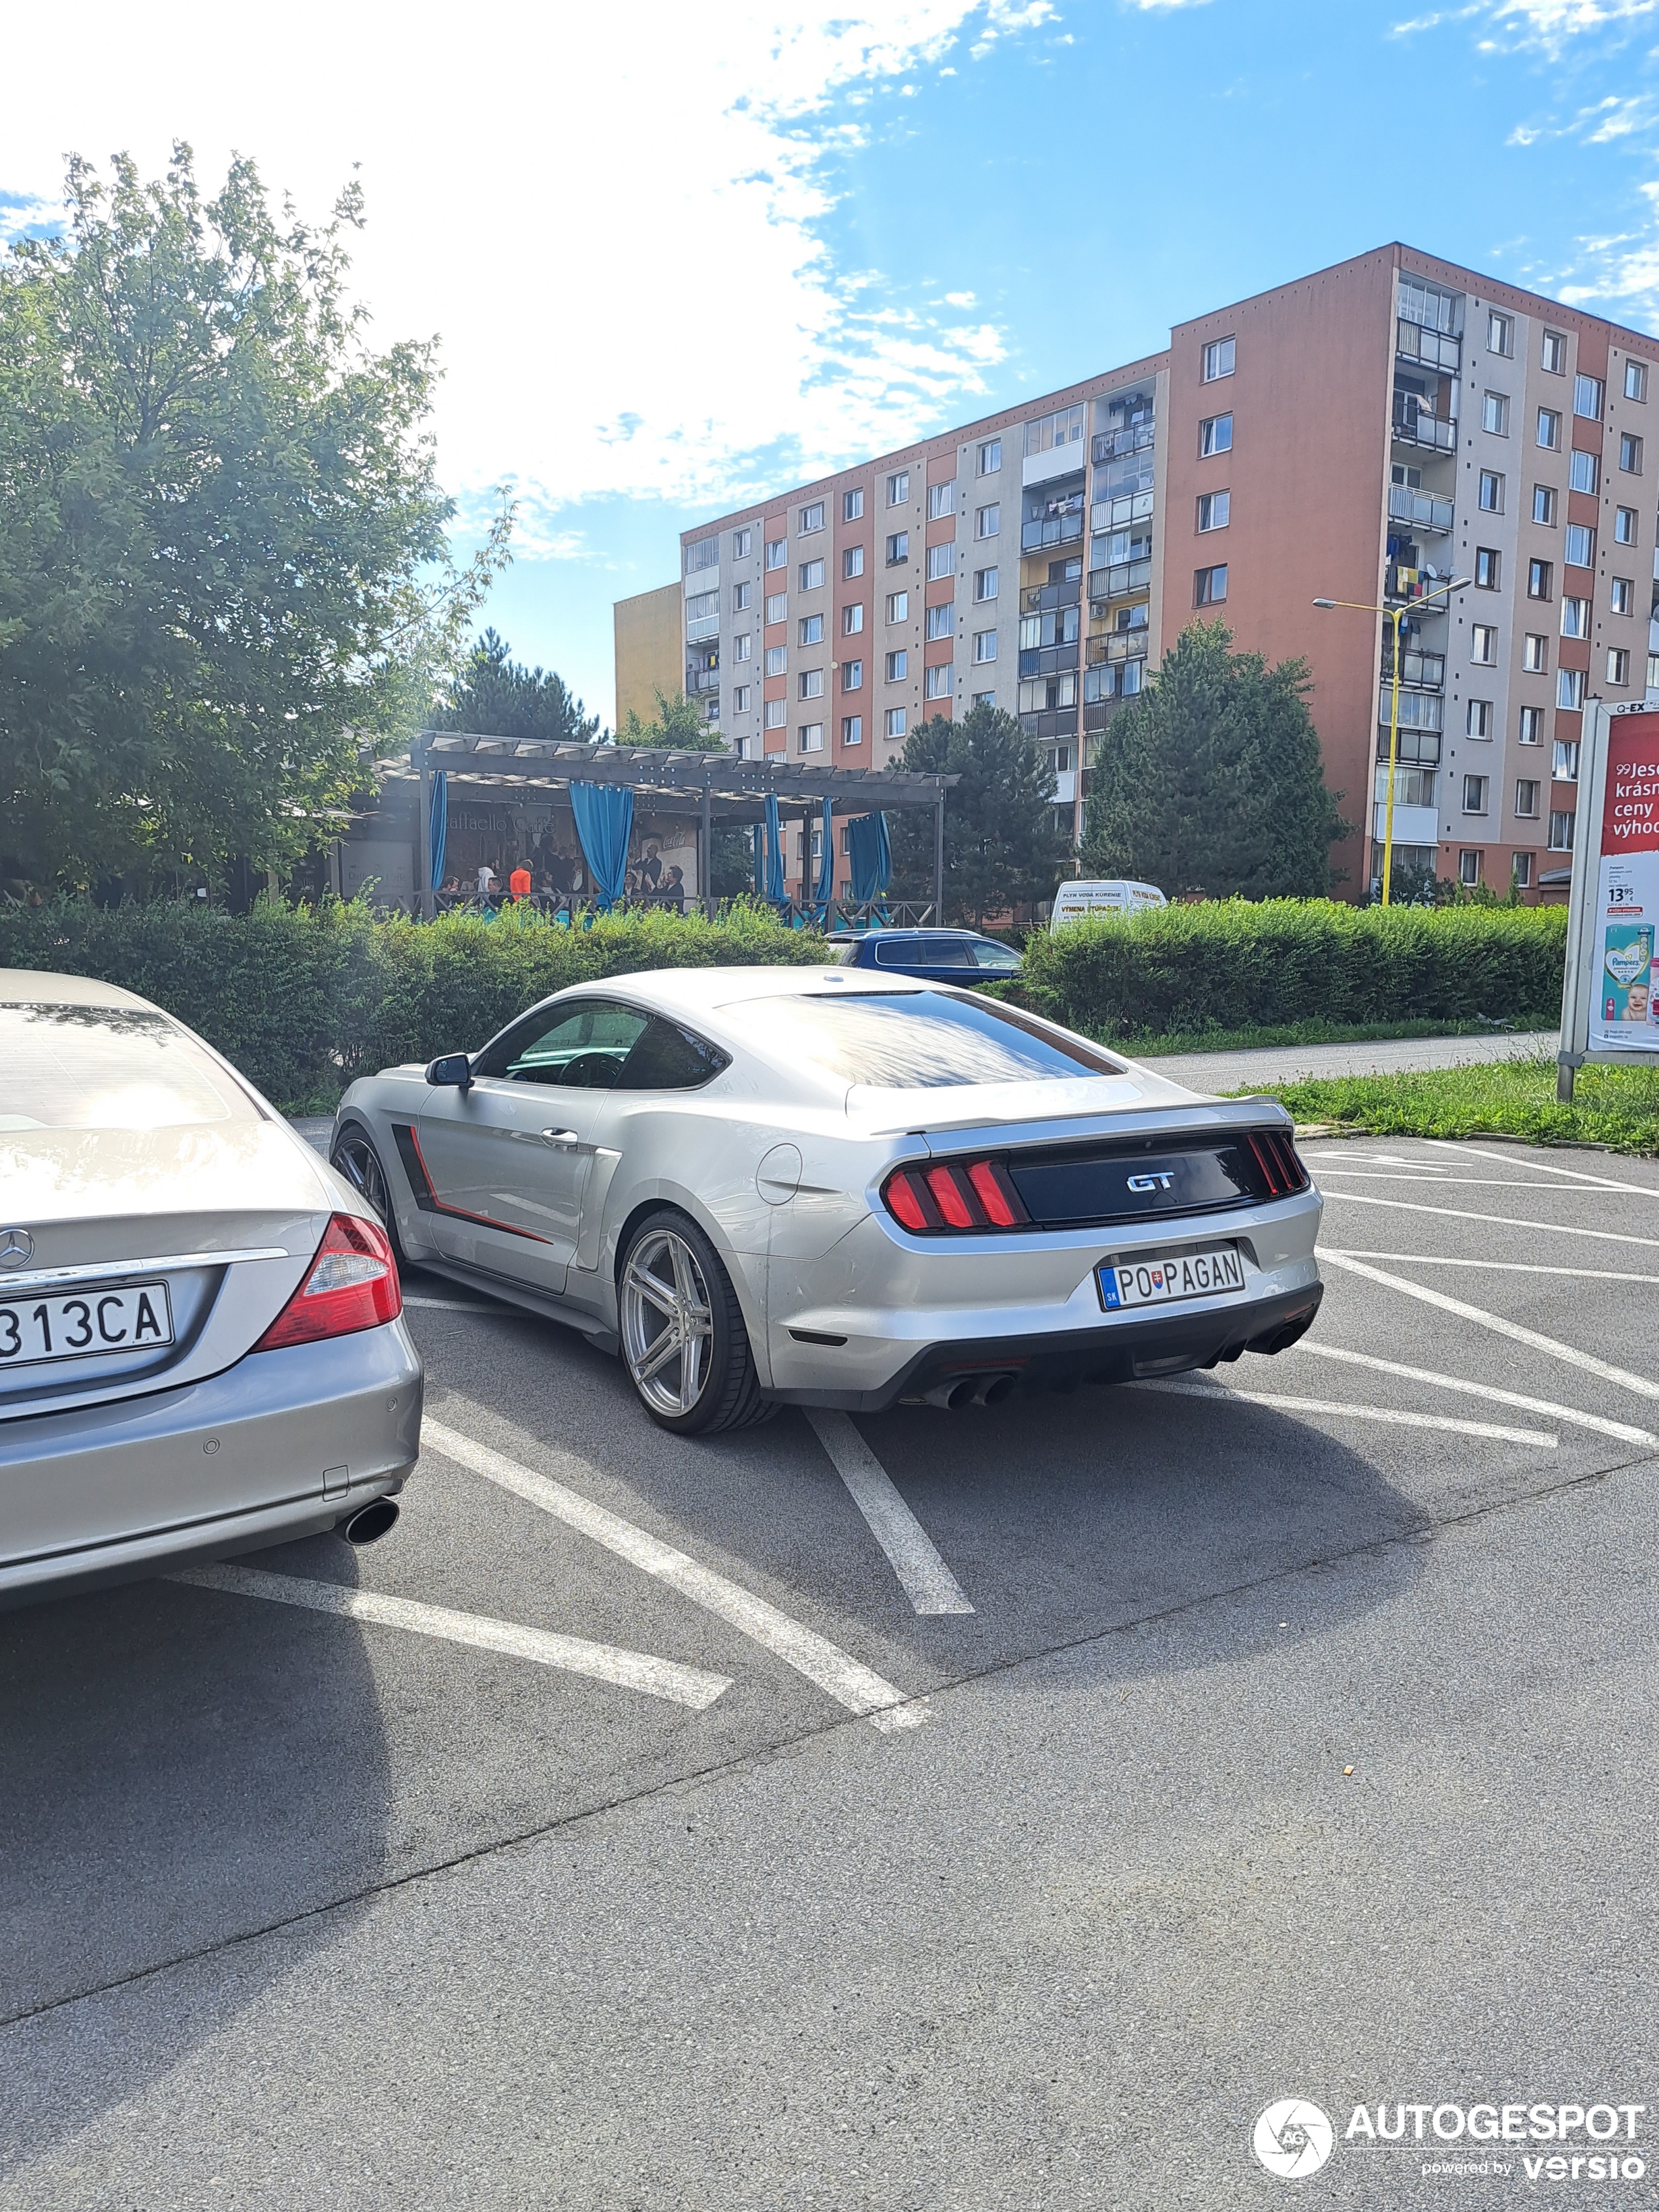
{"left": 509, "top": 861, "right": 532, "bottom": 900}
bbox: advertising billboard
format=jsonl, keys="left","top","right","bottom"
{"left": 1559, "top": 702, "right": 1659, "bottom": 1091}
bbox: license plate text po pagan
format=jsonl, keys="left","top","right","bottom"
{"left": 1097, "top": 1247, "right": 1246, "bottom": 1312}
{"left": 0, "top": 1282, "right": 174, "bottom": 1368}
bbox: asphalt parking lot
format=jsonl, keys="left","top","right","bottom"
{"left": 3, "top": 1132, "right": 1658, "bottom": 2208}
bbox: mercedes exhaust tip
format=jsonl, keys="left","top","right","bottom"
{"left": 342, "top": 1498, "right": 400, "bottom": 1545}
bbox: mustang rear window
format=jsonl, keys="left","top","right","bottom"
{"left": 0, "top": 1004, "right": 258, "bottom": 1131}
{"left": 721, "top": 990, "right": 1126, "bottom": 1088}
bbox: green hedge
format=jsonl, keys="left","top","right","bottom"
{"left": 1008, "top": 899, "right": 1570, "bottom": 1042}
{"left": 0, "top": 899, "right": 827, "bottom": 1110}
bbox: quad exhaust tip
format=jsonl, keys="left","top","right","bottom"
{"left": 342, "top": 1498, "right": 400, "bottom": 1545}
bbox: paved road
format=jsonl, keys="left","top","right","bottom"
{"left": 1142, "top": 1028, "right": 1557, "bottom": 1095}
{"left": 3, "top": 1135, "right": 1656, "bottom": 2207}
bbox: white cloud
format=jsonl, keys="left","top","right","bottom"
{"left": 0, "top": 1, "right": 1054, "bottom": 541}
{"left": 1395, "top": 0, "right": 1656, "bottom": 52}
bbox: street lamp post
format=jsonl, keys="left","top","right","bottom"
{"left": 1313, "top": 575, "right": 1470, "bottom": 906}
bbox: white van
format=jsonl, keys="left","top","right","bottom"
{"left": 1049, "top": 879, "right": 1167, "bottom": 934}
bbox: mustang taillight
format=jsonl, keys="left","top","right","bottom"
{"left": 253, "top": 1212, "right": 402, "bottom": 1351}
{"left": 882, "top": 1159, "right": 1030, "bottom": 1235}
{"left": 1245, "top": 1130, "right": 1311, "bottom": 1199}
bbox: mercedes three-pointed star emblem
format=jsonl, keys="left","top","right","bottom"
{"left": 0, "top": 1228, "right": 35, "bottom": 1268}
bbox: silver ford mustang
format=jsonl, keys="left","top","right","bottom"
{"left": 0, "top": 971, "right": 423, "bottom": 1605}
{"left": 332, "top": 965, "right": 1321, "bottom": 1434}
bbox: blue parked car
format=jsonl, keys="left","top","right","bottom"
{"left": 825, "top": 928, "right": 1023, "bottom": 986}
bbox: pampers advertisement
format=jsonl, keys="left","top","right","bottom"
{"left": 1588, "top": 709, "right": 1659, "bottom": 1055}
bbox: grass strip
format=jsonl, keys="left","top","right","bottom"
{"left": 1118, "top": 1014, "right": 1553, "bottom": 1060}
{"left": 1235, "top": 1053, "right": 1659, "bottom": 1156}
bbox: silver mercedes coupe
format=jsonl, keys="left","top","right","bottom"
{"left": 331, "top": 966, "right": 1321, "bottom": 1435}
{"left": 1, "top": 971, "right": 423, "bottom": 1605}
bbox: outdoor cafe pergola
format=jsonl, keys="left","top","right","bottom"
{"left": 390, "top": 731, "right": 955, "bottom": 922}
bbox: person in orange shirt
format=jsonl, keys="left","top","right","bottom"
{"left": 508, "top": 863, "right": 532, "bottom": 901}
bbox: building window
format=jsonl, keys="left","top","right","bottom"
{"left": 685, "top": 589, "right": 719, "bottom": 624}
{"left": 924, "top": 662, "right": 952, "bottom": 699}
{"left": 764, "top": 699, "right": 786, "bottom": 729}
{"left": 1554, "top": 738, "right": 1581, "bottom": 781}
{"left": 1549, "top": 809, "right": 1576, "bottom": 850}
{"left": 1527, "top": 558, "right": 1553, "bottom": 600}
{"left": 841, "top": 714, "right": 863, "bottom": 745}
{"left": 843, "top": 545, "right": 865, "bottom": 579}
{"left": 926, "top": 602, "right": 954, "bottom": 640}
{"left": 799, "top": 503, "right": 824, "bottom": 537}
{"left": 765, "top": 538, "right": 786, "bottom": 570}
{"left": 1475, "top": 547, "right": 1501, "bottom": 590}
{"left": 1025, "top": 404, "right": 1084, "bottom": 455}
{"left": 733, "top": 528, "right": 752, "bottom": 560}
{"left": 685, "top": 537, "right": 719, "bottom": 574}
{"left": 843, "top": 603, "right": 865, "bottom": 636}
{"left": 765, "top": 592, "right": 787, "bottom": 624}
{"left": 799, "top": 560, "right": 825, "bottom": 594}
{"left": 799, "top": 668, "right": 824, "bottom": 699}
{"left": 1626, "top": 360, "right": 1649, "bottom": 402}
{"left": 1533, "top": 484, "right": 1557, "bottom": 525}
{"left": 1471, "top": 624, "right": 1498, "bottom": 664}
{"left": 1459, "top": 850, "right": 1483, "bottom": 887}
{"left": 1537, "top": 408, "right": 1562, "bottom": 451}
{"left": 1479, "top": 470, "right": 1504, "bottom": 511}
{"left": 1462, "top": 775, "right": 1489, "bottom": 815}
{"left": 733, "top": 635, "right": 752, "bottom": 665}
{"left": 975, "top": 504, "right": 1000, "bottom": 539}
{"left": 1561, "top": 595, "right": 1589, "bottom": 637}
{"left": 973, "top": 630, "right": 997, "bottom": 664}
{"left": 1513, "top": 850, "right": 1534, "bottom": 887}
{"left": 1568, "top": 449, "right": 1598, "bottom": 496}
{"left": 974, "top": 566, "right": 999, "bottom": 601}
{"left": 733, "top": 581, "right": 752, "bottom": 613}
{"left": 799, "top": 614, "right": 823, "bottom": 646}
{"left": 1488, "top": 310, "right": 1514, "bottom": 356}
{"left": 927, "top": 481, "right": 955, "bottom": 519}
{"left": 885, "top": 707, "right": 907, "bottom": 739}
{"left": 1565, "top": 523, "right": 1595, "bottom": 568}
{"left": 843, "top": 487, "right": 864, "bottom": 522}
{"left": 1621, "top": 432, "right": 1644, "bottom": 474}
{"left": 1468, "top": 699, "right": 1494, "bottom": 738}
{"left": 978, "top": 438, "right": 1002, "bottom": 475}
{"left": 797, "top": 723, "right": 823, "bottom": 754}
{"left": 732, "top": 684, "right": 750, "bottom": 714}
{"left": 1199, "top": 412, "right": 1232, "bottom": 457}
{"left": 885, "top": 650, "right": 907, "bottom": 681}
{"left": 1650, "top": 653, "right": 1659, "bottom": 691}
{"left": 1615, "top": 505, "right": 1639, "bottom": 545}
{"left": 1515, "top": 778, "right": 1539, "bottom": 818}
{"left": 1574, "top": 373, "right": 1604, "bottom": 421}
{"left": 1197, "top": 489, "right": 1231, "bottom": 532}
{"left": 764, "top": 645, "right": 786, "bottom": 677}
{"left": 1519, "top": 704, "right": 1544, "bottom": 744}
{"left": 886, "top": 590, "right": 909, "bottom": 623}
{"left": 1610, "top": 647, "right": 1632, "bottom": 686}
{"left": 1522, "top": 633, "right": 1548, "bottom": 673}
{"left": 886, "top": 532, "right": 909, "bottom": 565}
{"left": 1542, "top": 330, "right": 1568, "bottom": 375}
{"left": 1611, "top": 575, "right": 1635, "bottom": 616}
{"left": 1202, "top": 335, "right": 1236, "bottom": 381}
{"left": 1195, "top": 564, "right": 1229, "bottom": 606}
{"left": 927, "top": 543, "right": 954, "bottom": 581}
{"left": 1482, "top": 391, "right": 1509, "bottom": 436}
{"left": 971, "top": 690, "right": 995, "bottom": 708}
{"left": 843, "top": 658, "right": 863, "bottom": 690}
{"left": 888, "top": 470, "right": 910, "bottom": 507}
{"left": 1558, "top": 667, "right": 1585, "bottom": 709}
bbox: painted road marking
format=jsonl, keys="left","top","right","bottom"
{"left": 1426, "top": 1141, "right": 1659, "bottom": 1198}
{"left": 1313, "top": 1171, "right": 1629, "bottom": 1191}
{"left": 1321, "top": 1190, "right": 1659, "bottom": 1252}
{"left": 1291, "top": 1339, "right": 1656, "bottom": 1448}
{"left": 1324, "top": 1247, "right": 1659, "bottom": 1289}
{"left": 168, "top": 1563, "right": 732, "bottom": 1710}
{"left": 1136, "top": 1381, "right": 1555, "bottom": 1448}
{"left": 423, "top": 1415, "right": 927, "bottom": 1733}
{"left": 1320, "top": 1252, "right": 1659, "bottom": 1405}
{"left": 807, "top": 1410, "right": 973, "bottom": 1616}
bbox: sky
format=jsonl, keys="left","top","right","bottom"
{"left": 8, "top": 0, "right": 1659, "bottom": 724}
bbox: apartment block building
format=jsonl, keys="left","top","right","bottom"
{"left": 649, "top": 244, "right": 1659, "bottom": 897}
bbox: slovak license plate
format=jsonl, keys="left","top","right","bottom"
{"left": 1096, "top": 1246, "right": 1246, "bottom": 1312}
{"left": 0, "top": 1281, "right": 174, "bottom": 1368}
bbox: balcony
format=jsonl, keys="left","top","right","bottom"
{"left": 1374, "top": 725, "right": 1442, "bottom": 767}
{"left": 1019, "top": 643, "right": 1080, "bottom": 681}
{"left": 1387, "top": 485, "right": 1455, "bottom": 535}
{"left": 1377, "top": 685, "right": 1443, "bottom": 732}
{"left": 1380, "top": 647, "right": 1445, "bottom": 690}
{"left": 1021, "top": 579, "right": 1082, "bottom": 615}
{"left": 686, "top": 667, "right": 720, "bottom": 695}
{"left": 1087, "top": 558, "right": 1153, "bottom": 605}
{"left": 1084, "top": 662, "right": 1143, "bottom": 705}
{"left": 1052, "top": 768, "right": 1078, "bottom": 805}
{"left": 1091, "top": 628, "right": 1150, "bottom": 665}
{"left": 1091, "top": 489, "right": 1154, "bottom": 534}
{"left": 685, "top": 613, "right": 720, "bottom": 643}
{"left": 1091, "top": 420, "right": 1155, "bottom": 468}
{"left": 1372, "top": 801, "right": 1441, "bottom": 847}
{"left": 1021, "top": 510, "right": 1085, "bottom": 554}
{"left": 1392, "top": 397, "right": 1457, "bottom": 453}
{"left": 1385, "top": 564, "right": 1456, "bottom": 610}
{"left": 1395, "top": 319, "right": 1461, "bottom": 375}
{"left": 1020, "top": 707, "right": 1081, "bottom": 742}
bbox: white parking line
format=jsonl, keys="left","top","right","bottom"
{"left": 167, "top": 1563, "right": 732, "bottom": 1709}
{"left": 1136, "top": 1381, "right": 1556, "bottom": 1447}
{"left": 1426, "top": 1140, "right": 1659, "bottom": 1197}
{"left": 806, "top": 1411, "right": 974, "bottom": 1616}
{"left": 423, "top": 1416, "right": 928, "bottom": 1733}
{"left": 1323, "top": 1190, "right": 1659, "bottom": 1252}
{"left": 1291, "top": 1340, "right": 1656, "bottom": 1447}
{"left": 1315, "top": 1171, "right": 1626, "bottom": 1190}
{"left": 1320, "top": 1251, "right": 1659, "bottom": 1405}
{"left": 1325, "top": 1247, "right": 1659, "bottom": 1288}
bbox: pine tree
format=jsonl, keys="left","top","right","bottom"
{"left": 890, "top": 703, "right": 1071, "bottom": 926}
{"left": 432, "top": 629, "right": 602, "bottom": 745}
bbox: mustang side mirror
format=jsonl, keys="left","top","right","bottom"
{"left": 425, "top": 1053, "right": 473, "bottom": 1091}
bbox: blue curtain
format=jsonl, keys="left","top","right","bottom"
{"left": 846, "top": 811, "right": 892, "bottom": 902}
{"left": 570, "top": 781, "right": 634, "bottom": 910}
{"left": 428, "top": 770, "right": 448, "bottom": 897}
{"left": 752, "top": 824, "right": 765, "bottom": 896}
{"left": 814, "top": 797, "right": 835, "bottom": 905}
{"left": 764, "top": 792, "right": 786, "bottom": 904}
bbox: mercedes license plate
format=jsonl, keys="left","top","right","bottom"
{"left": 0, "top": 1281, "right": 174, "bottom": 1368}
{"left": 1097, "top": 1246, "right": 1246, "bottom": 1312}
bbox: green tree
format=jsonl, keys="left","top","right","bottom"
{"left": 0, "top": 145, "right": 507, "bottom": 893}
{"left": 1081, "top": 621, "right": 1347, "bottom": 899}
{"left": 432, "top": 628, "right": 600, "bottom": 744}
{"left": 619, "top": 686, "right": 725, "bottom": 752}
{"left": 890, "top": 703, "right": 1069, "bottom": 926}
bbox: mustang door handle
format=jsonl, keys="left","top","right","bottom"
{"left": 540, "top": 1128, "right": 581, "bottom": 1147}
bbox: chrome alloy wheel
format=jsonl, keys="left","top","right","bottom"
{"left": 332, "top": 1129, "right": 393, "bottom": 1225}
{"left": 620, "top": 1227, "right": 715, "bottom": 1419}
